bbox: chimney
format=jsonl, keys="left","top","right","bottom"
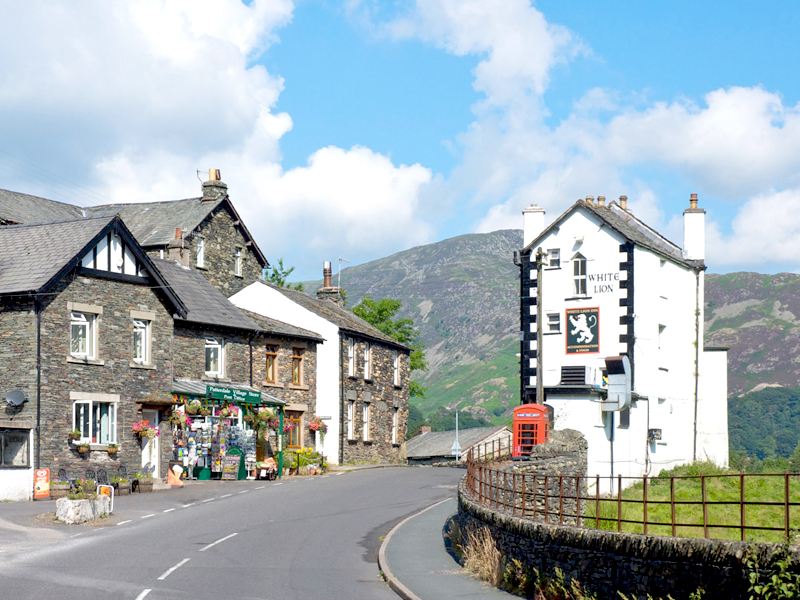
{"left": 316, "top": 261, "right": 343, "bottom": 306}
{"left": 683, "top": 193, "right": 705, "bottom": 261}
{"left": 167, "top": 227, "right": 190, "bottom": 266}
{"left": 202, "top": 168, "right": 228, "bottom": 203}
{"left": 619, "top": 195, "right": 628, "bottom": 210}
{"left": 419, "top": 426, "right": 432, "bottom": 435}
{"left": 522, "top": 204, "right": 546, "bottom": 248}
{"left": 585, "top": 196, "right": 594, "bottom": 204}
{"left": 597, "top": 195, "right": 606, "bottom": 207}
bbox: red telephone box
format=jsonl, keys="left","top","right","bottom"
{"left": 512, "top": 403, "right": 549, "bottom": 457}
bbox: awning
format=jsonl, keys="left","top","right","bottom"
{"left": 171, "top": 378, "right": 285, "bottom": 406}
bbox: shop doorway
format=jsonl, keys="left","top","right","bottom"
{"left": 141, "top": 408, "right": 160, "bottom": 476}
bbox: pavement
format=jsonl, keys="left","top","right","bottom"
{"left": 379, "top": 496, "right": 513, "bottom": 600}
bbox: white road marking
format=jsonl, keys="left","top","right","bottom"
{"left": 117, "top": 520, "right": 132, "bottom": 526}
{"left": 182, "top": 503, "right": 196, "bottom": 508}
{"left": 335, "top": 472, "right": 345, "bottom": 475}
{"left": 157, "top": 558, "right": 190, "bottom": 580}
{"left": 221, "top": 494, "right": 232, "bottom": 498}
{"left": 273, "top": 482, "right": 283, "bottom": 486}
{"left": 255, "top": 486, "right": 265, "bottom": 489}
{"left": 199, "top": 532, "right": 238, "bottom": 552}
{"left": 141, "top": 514, "right": 155, "bottom": 520}
{"left": 237, "top": 490, "right": 249, "bottom": 494}
{"left": 135, "top": 589, "right": 151, "bottom": 600}
{"left": 202, "top": 498, "right": 215, "bottom": 503}
{"left": 163, "top": 508, "right": 175, "bottom": 513}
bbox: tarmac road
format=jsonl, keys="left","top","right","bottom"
{"left": 0, "top": 467, "right": 463, "bottom": 600}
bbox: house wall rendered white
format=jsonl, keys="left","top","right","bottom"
{"left": 230, "top": 282, "right": 343, "bottom": 464}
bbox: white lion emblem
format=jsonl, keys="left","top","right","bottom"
{"left": 569, "top": 314, "right": 597, "bottom": 344}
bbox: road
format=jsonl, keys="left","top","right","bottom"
{"left": 0, "top": 467, "right": 463, "bottom": 600}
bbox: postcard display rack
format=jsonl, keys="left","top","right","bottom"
{"left": 173, "top": 416, "right": 258, "bottom": 480}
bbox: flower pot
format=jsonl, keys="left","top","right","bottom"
{"left": 107, "top": 448, "right": 118, "bottom": 456}
{"left": 68, "top": 433, "right": 81, "bottom": 441}
{"left": 77, "top": 445, "right": 90, "bottom": 455}
{"left": 50, "top": 482, "right": 71, "bottom": 499}
{"left": 199, "top": 409, "right": 211, "bottom": 416}
{"left": 117, "top": 484, "right": 130, "bottom": 495}
{"left": 137, "top": 479, "right": 154, "bottom": 493}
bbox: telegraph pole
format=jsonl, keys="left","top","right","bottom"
{"left": 536, "top": 247, "right": 545, "bottom": 406}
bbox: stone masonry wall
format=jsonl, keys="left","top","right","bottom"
{"left": 341, "top": 335, "right": 409, "bottom": 463}
{"left": 0, "top": 298, "right": 37, "bottom": 434}
{"left": 172, "top": 324, "right": 251, "bottom": 385}
{"left": 38, "top": 272, "right": 175, "bottom": 479}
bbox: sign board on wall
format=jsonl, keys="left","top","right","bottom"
{"left": 206, "top": 385, "right": 262, "bottom": 404}
{"left": 566, "top": 307, "right": 600, "bottom": 354}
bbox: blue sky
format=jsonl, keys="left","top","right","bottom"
{"left": 1, "top": 1, "right": 800, "bottom": 280}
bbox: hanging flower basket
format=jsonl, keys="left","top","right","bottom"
{"left": 243, "top": 414, "right": 254, "bottom": 424}
{"left": 76, "top": 443, "right": 90, "bottom": 455}
{"left": 185, "top": 399, "right": 201, "bottom": 415}
{"left": 68, "top": 430, "right": 81, "bottom": 441}
{"left": 107, "top": 444, "right": 119, "bottom": 456}
{"left": 199, "top": 408, "right": 211, "bottom": 416}
{"left": 132, "top": 420, "right": 160, "bottom": 440}
{"left": 308, "top": 416, "right": 328, "bottom": 445}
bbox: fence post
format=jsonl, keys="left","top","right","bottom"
{"left": 671, "top": 476, "right": 676, "bottom": 537}
{"left": 643, "top": 474, "right": 648, "bottom": 536}
{"left": 576, "top": 475, "right": 582, "bottom": 527}
{"left": 786, "top": 472, "right": 790, "bottom": 540}
{"left": 559, "top": 475, "right": 564, "bottom": 525}
{"left": 512, "top": 472, "right": 517, "bottom": 517}
{"left": 532, "top": 474, "right": 537, "bottom": 520}
{"left": 544, "top": 474, "right": 549, "bottom": 524}
{"left": 504, "top": 470, "right": 508, "bottom": 513}
{"left": 617, "top": 474, "right": 622, "bottom": 532}
{"left": 740, "top": 471, "right": 745, "bottom": 542}
{"left": 595, "top": 474, "right": 600, "bottom": 529}
{"left": 522, "top": 473, "right": 527, "bottom": 518}
{"left": 702, "top": 475, "right": 708, "bottom": 539}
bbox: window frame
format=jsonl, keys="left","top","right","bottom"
{"left": 70, "top": 311, "right": 96, "bottom": 359}
{"left": 196, "top": 237, "right": 205, "bottom": 268}
{"left": 393, "top": 350, "right": 400, "bottom": 386}
{"left": 362, "top": 403, "right": 370, "bottom": 441}
{"left": 234, "top": 247, "right": 243, "bottom": 277}
{"left": 546, "top": 312, "right": 561, "bottom": 334}
{"left": 285, "top": 410, "right": 302, "bottom": 449}
{"left": 347, "top": 337, "right": 355, "bottom": 377}
{"left": 204, "top": 337, "right": 224, "bottom": 377}
{"left": 291, "top": 348, "right": 303, "bottom": 385}
{"left": 347, "top": 400, "right": 355, "bottom": 440}
{"left": 547, "top": 248, "right": 561, "bottom": 269}
{"left": 363, "top": 342, "right": 371, "bottom": 381}
{"left": 572, "top": 254, "right": 587, "bottom": 296}
{"left": 265, "top": 345, "right": 278, "bottom": 384}
{"left": 73, "top": 400, "right": 118, "bottom": 445}
{"left": 132, "top": 319, "right": 151, "bottom": 364}
{"left": 0, "top": 428, "right": 30, "bottom": 468}
{"left": 391, "top": 408, "right": 398, "bottom": 445}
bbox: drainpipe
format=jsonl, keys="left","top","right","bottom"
{"left": 609, "top": 412, "right": 614, "bottom": 481}
{"left": 35, "top": 296, "right": 42, "bottom": 470}
{"left": 692, "top": 267, "right": 701, "bottom": 461}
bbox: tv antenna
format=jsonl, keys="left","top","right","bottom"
{"left": 338, "top": 257, "right": 350, "bottom": 289}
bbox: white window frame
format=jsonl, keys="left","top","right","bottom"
{"left": 132, "top": 319, "right": 150, "bottom": 364}
{"left": 70, "top": 311, "right": 97, "bottom": 359}
{"left": 347, "top": 400, "right": 355, "bottom": 440}
{"left": 347, "top": 337, "right": 355, "bottom": 377}
{"left": 392, "top": 408, "right": 398, "bottom": 444}
{"left": 234, "top": 247, "right": 243, "bottom": 277}
{"left": 196, "top": 237, "right": 205, "bottom": 268}
{"left": 547, "top": 248, "right": 560, "bottom": 268}
{"left": 393, "top": 350, "right": 400, "bottom": 386}
{"left": 572, "top": 254, "right": 587, "bottom": 296}
{"left": 546, "top": 312, "right": 561, "bottom": 333}
{"left": 205, "top": 337, "right": 224, "bottom": 377}
{"left": 362, "top": 403, "right": 370, "bottom": 441}
{"left": 364, "top": 342, "right": 371, "bottom": 380}
{"left": 73, "top": 398, "right": 117, "bottom": 445}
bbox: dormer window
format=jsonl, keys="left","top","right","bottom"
{"left": 572, "top": 253, "right": 587, "bottom": 296}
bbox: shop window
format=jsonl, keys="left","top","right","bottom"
{"left": 347, "top": 337, "right": 355, "bottom": 377}
{"left": 265, "top": 345, "right": 278, "bottom": 383}
{"left": 362, "top": 403, "right": 370, "bottom": 441}
{"left": 73, "top": 401, "right": 117, "bottom": 444}
{"left": 572, "top": 254, "right": 587, "bottom": 296}
{"left": 132, "top": 319, "right": 151, "bottom": 364}
{"left": 292, "top": 348, "right": 303, "bottom": 385}
{"left": 234, "top": 247, "right": 243, "bottom": 277}
{"left": 393, "top": 350, "right": 400, "bottom": 386}
{"left": 70, "top": 311, "right": 96, "bottom": 359}
{"left": 364, "top": 342, "right": 371, "bottom": 380}
{"left": 196, "top": 237, "right": 205, "bottom": 268}
{"left": 347, "top": 401, "right": 355, "bottom": 440}
{"left": 0, "top": 429, "right": 29, "bottom": 468}
{"left": 286, "top": 411, "right": 302, "bottom": 449}
{"left": 205, "top": 337, "right": 224, "bottom": 377}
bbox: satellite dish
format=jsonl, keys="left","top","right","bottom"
{"left": 6, "top": 390, "right": 26, "bottom": 407}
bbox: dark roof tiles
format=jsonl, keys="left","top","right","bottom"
{"left": 405, "top": 426, "right": 511, "bottom": 459}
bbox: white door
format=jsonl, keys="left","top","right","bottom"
{"left": 141, "top": 409, "right": 160, "bottom": 477}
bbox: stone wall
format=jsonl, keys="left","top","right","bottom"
{"left": 37, "top": 272, "right": 175, "bottom": 479}
{"left": 172, "top": 324, "right": 251, "bottom": 385}
{"left": 341, "top": 336, "right": 409, "bottom": 463}
{"left": 0, "top": 298, "right": 37, "bottom": 430}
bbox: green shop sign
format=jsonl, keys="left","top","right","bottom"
{"left": 206, "top": 385, "right": 262, "bottom": 404}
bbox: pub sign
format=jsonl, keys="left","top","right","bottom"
{"left": 566, "top": 307, "right": 599, "bottom": 354}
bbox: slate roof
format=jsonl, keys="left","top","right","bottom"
{"left": 261, "top": 281, "right": 410, "bottom": 351}
{"left": 0, "top": 216, "right": 115, "bottom": 294}
{"left": 405, "top": 426, "right": 511, "bottom": 459}
{"left": 525, "top": 200, "right": 696, "bottom": 267}
{"left": 0, "top": 189, "right": 83, "bottom": 224}
{"left": 152, "top": 258, "right": 262, "bottom": 332}
{"left": 240, "top": 308, "right": 324, "bottom": 343}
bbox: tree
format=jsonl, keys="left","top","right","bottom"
{"left": 266, "top": 258, "right": 304, "bottom": 291}
{"left": 352, "top": 295, "right": 428, "bottom": 397}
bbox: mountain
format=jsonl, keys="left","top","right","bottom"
{"left": 303, "top": 231, "right": 800, "bottom": 425}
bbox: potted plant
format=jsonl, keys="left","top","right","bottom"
{"left": 185, "top": 399, "right": 201, "bottom": 415}
{"left": 76, "top": 442, "right": 90, "bottom": 455}
{"left": 243, "top": 413, "right": 254, "bottom": 424}
{"left": 107, "top": 443, "right": 119, "bottom": 456}
{"left": 308, "top": 416, "right": 328, "bottom": 445}
{"left": 68, "top": 429, "right": 81, "bottom": 441}
{"left": 199, "top": 407, "right": 211, "bottom": 416}
{"left": 136, "top": 473, "right": 154, "bottom": 493}
{"left": 50, "top": 479, "right": 71, "bottom": 499}
{"left": 110, "top": 474, "right": 130, "bottom": 495}
{"left": 132, "top": 420, "right": 160, "bottom": 440}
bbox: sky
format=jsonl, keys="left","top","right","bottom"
{"left": 1, "top": 1, "right": 800, "bottom": 280}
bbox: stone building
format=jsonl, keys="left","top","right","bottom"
{"left": 230, "top": 266, "right": 411, "bottom": 465}
{"left": 518, "top": 195, "right": 728, "bottom": 491}
{"left": 0, "top": 216, "right": 184, "bottom": 501}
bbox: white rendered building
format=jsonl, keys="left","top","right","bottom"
{"left": 518, "top": 195, "right": 728, "bottom": 491}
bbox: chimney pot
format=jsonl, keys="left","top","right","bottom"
{"left": 323, "top": 261, "right": 332, "bottom": 288}
{"left": 619, "top": 195, "right": 628, "bottom": 210}
{"left": 597, "top": 196, "right": 606, "bottom": 207}
{"left": 690, "top": 193, "right": 698, "bottom": 210}
{"left": 585, "top": 196, "right": 594, "bottom": 204}
{"left": 175, "top": 227, "right": 182, "bottom": 240}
